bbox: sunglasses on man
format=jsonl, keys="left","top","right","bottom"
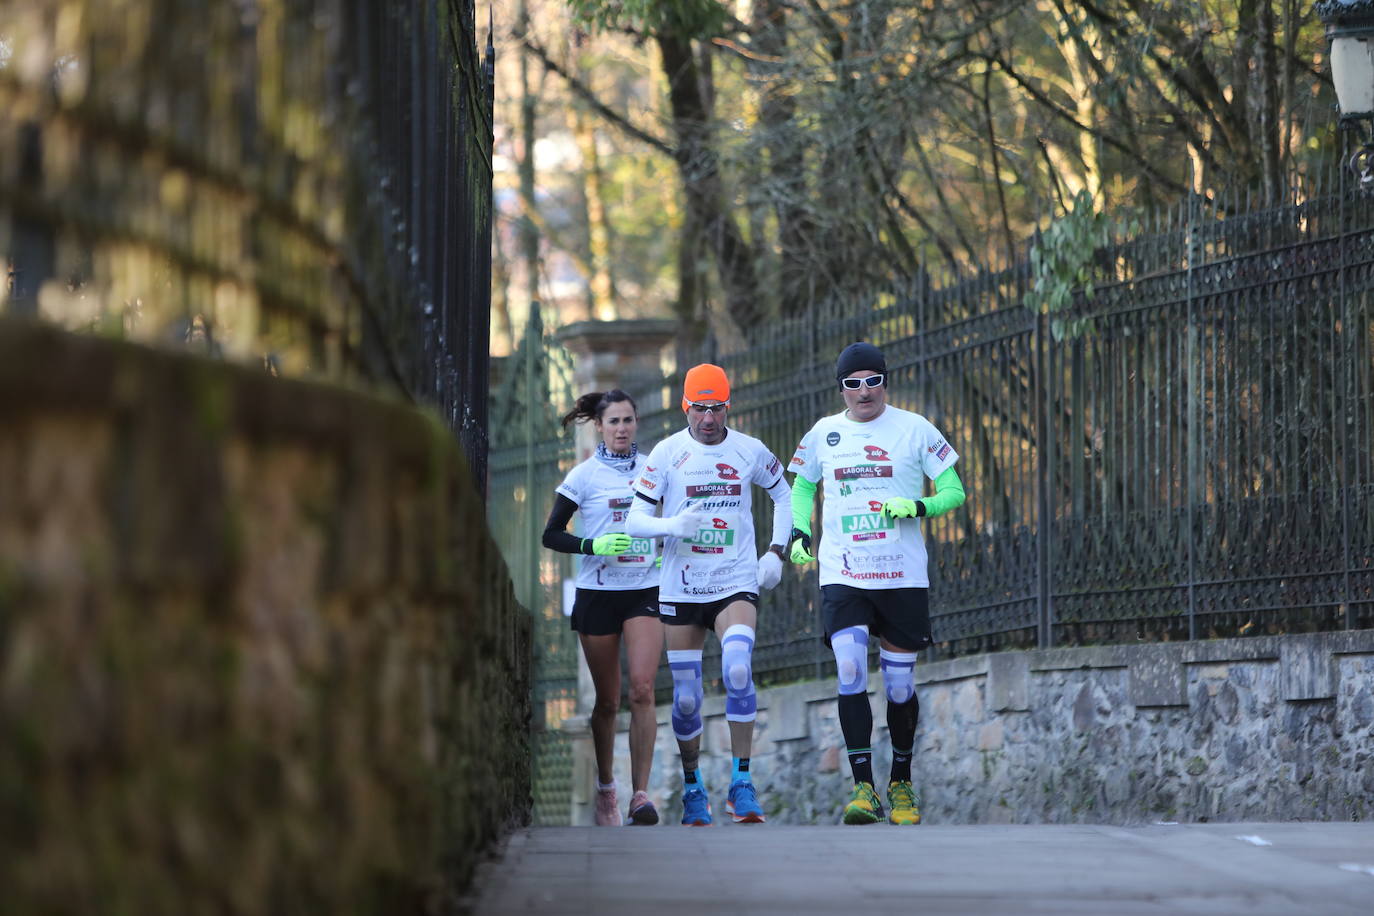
{"left": 840, "top": 374, "right": 885, "bottom": 390}
{"left": 688, "top": 402, "right": 729, "bottom": 414}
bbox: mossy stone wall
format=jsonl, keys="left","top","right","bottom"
{"left": 0, "top": 318, "right": 530, "bottom": 914}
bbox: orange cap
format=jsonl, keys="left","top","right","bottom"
{"left": 682, "top": 363, "right": 731, "bottom": 412}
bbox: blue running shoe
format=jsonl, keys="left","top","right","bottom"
{"left": 726, "top": 780, "right": 766, "bottom": 824}
{"left": 681, "top": 786, "right": 713, "bottom": 826}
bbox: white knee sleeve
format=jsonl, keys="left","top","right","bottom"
{"left": 721, "top": 624, "right": 756, "bottom": 722}
{"left": 832, "top": 626, "right": 870, "bottom": 696}
{"left": 880, "top": 647, "right": 918, "bottom": 705}
{"left": 667, "top": 649, "right": 704, "bottom": 740}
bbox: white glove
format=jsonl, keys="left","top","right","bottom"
{"left": 757, "top": 551, "right": 783, "bottom": 590}
{"left": 665, "top": 504, "right": 709, "bottom": 540}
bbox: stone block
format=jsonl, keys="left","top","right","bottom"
{"left": 987, "top": 652, "right": 1029, "bottom": 712}
{"left": 1281, "top": 639, "right": 1337, "bottom": 701}
{"left": 768, "top": 685, "right": 811, "bottom": 742}
{"left": 977, "top": 719, "right": 1004, "bottom": 751}
{"left": 1129, "top": 646, "right": 1187, "bottom": 707}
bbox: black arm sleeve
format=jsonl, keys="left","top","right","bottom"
{"left": 542, "top": 493, "right": 591, "bottom": 554}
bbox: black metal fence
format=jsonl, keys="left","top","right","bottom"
{"left": 494, "top": 176, "right": 1374, "bottom": 711}
{"left": 0, "top": 0, "right": 494, "bottom": 483}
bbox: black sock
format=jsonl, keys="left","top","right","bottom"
{"left": 838, "top": 692, "right": 874, "bottom": 785}
{"left": 847, "top": 748, "right": 875, "bottom": 786}
{"left": 891, "top": 747, "right": 913, "bottom": 784}
{"left": 683, "top": 763, "right": 699, "bottom": 785}
{"left": 887, "top": 696, "right": 919, "bottom": 783}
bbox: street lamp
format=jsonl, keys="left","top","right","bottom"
{"left": 1318, "top": 0, "right": 1374, "bottom": 188}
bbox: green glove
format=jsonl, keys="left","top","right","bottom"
{"left": 591, "top": 532, "right": 632, "bottom": 556}
{"left": 882, "top": 497, "right": 924, "bottom": 519}
{"left": 789, "top": 527, "right": 815, "bottom": 565}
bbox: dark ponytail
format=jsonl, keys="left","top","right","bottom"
{"left": 561, "top": 389, "right": 638, "bottom": 429}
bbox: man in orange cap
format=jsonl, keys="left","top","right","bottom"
{"left": 626, "top": 363, "right": 792, "bottom": 825}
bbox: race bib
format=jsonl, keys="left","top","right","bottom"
{"left": 839, "top": 508, "right": 902, "bottom": 544}
{"left": 677, "top": 518, "right": 738, "bottom": 557}
{"left": 614, "top": 536, "right": 656, "bottom": 564}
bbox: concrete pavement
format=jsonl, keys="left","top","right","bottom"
{"left": 467, "top": 821, "right": 1374, "bottom": 915}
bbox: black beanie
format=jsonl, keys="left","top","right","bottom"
{"left": 835, "top": 341, "right": 887, "bottom": 380}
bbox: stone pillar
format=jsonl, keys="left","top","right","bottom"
{"left": 551, "top": 318, "right": 676, "bottom": 824}
{"left": 555, "top": 319, "right": 677, "bottom": 461}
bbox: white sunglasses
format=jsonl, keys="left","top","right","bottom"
{"left": 840, "top": 374, "right": 885, "bottom": 390}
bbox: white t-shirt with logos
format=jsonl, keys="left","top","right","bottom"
{"left": 789, "top": 405, "right": 958, "bottom": 589}
{"left": 556, "top": 454, "right": 659, "bottom": 591}
{"left": 633, "top": 427, "right": 785, "bottom": 604}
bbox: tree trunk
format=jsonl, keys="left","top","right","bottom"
{"left": 656, "top": 32, "right": 762, "bottom": 335}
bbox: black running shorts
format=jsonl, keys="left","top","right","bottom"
{"left": 570, "top": 586, "right": 660, "bottom": 636}
{"left": 820, "top": 584, "right": 932, "bottom": 650}
{"left": 658, "top": 591, "right": 758, "bottom": 631}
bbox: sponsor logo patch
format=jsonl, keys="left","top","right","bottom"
{"left": 863, "top": 445, "right": 891, "bottom": 461}
{"left": 716, "top": 463, "right": 740, "bottom": 480}
{"left": 659, "top": 604, "right": 677, "bottom": 617}
{"left": 686, "top": 483, "right": 742, "bottom": 497}
{"left": 840, "top": 568, "right": 906, "bottom": 580}
{"left": 935, "top": 443, "right": 951, "bottom": 460}
{"left": 826, "top": 431, "right": 841, "bottom": 446}
{"left": 835, "top": 465, "right": 895, "bottom": 480}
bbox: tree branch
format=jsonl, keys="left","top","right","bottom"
{"left": 521, "top": 38, "right": 675, "bottom": 157}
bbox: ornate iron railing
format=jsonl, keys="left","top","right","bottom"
{"left": 494, "top": 176, "right": 1373, "bottom": 705}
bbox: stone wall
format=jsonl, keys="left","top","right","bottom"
{"left": 0, "top": 318, "right": 531, "bottom": 913}
{"left": 583, "top": 630, "right": 1374, "bottom": 825}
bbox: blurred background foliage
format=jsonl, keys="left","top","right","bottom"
{"left": 492, "top": 0, "right": 1335, "bottom": 350}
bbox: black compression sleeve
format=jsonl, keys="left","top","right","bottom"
{"left": 542, "top": 493, "right": 590, "bottom": 554}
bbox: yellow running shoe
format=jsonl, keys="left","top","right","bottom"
{"left": 887, "top": 780, "right": 921, "bottom": 825}
{"left": 842, "top": 781, "right": 884, "bottom": 825}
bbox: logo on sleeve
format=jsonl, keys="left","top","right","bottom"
{"left": 766, "top": 456, "right": 781, "bottom": 476}
{"left": 863, "top": 445, "right": 891, "bottom": 461}
{"left": 638, "top": 477, "right": 657, "bottom": 490}
{"left": 929, "top": 440, "right": 951, "bottom": 460}
{"left": 789, "top": 456, "right": 806, "bottom": 467}
{"left": 716, "top": 463, "right": 740, "bottom": 480}
{"left": 826, "top": 432, "right": 841, "bottom": 446}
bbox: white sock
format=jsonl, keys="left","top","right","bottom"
{"left": 596, "top": 778, "right": 615, "bottom": 792}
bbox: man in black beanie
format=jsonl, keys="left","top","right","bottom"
{"left": 786, "top": 341, "right": 967, "bottom": 825}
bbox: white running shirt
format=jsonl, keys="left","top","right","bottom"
{"left": 790, "top": 405, "right": 958, "bottom": 589}
{"left": 633, "top": 428, "right": 786, "bottom": 603}
{"left": 555, "top": 454, "right": 659, "bottom": 590}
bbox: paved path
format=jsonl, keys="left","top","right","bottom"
{"left": 467, "top": 821, "right": 1374, "bottom": 915}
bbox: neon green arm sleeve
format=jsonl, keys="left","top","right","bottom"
{"left": 920, "top": 466, "right": 966, "bottom": 518}
{"left": 790, "top": 475, "right": 817, "bottom": 534}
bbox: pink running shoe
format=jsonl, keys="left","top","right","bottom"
{"left": 594, "top": 786, "right": 620, "bottom": 826}
{"left": 626, "top": 791, "right": 659, "bottom": 826}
